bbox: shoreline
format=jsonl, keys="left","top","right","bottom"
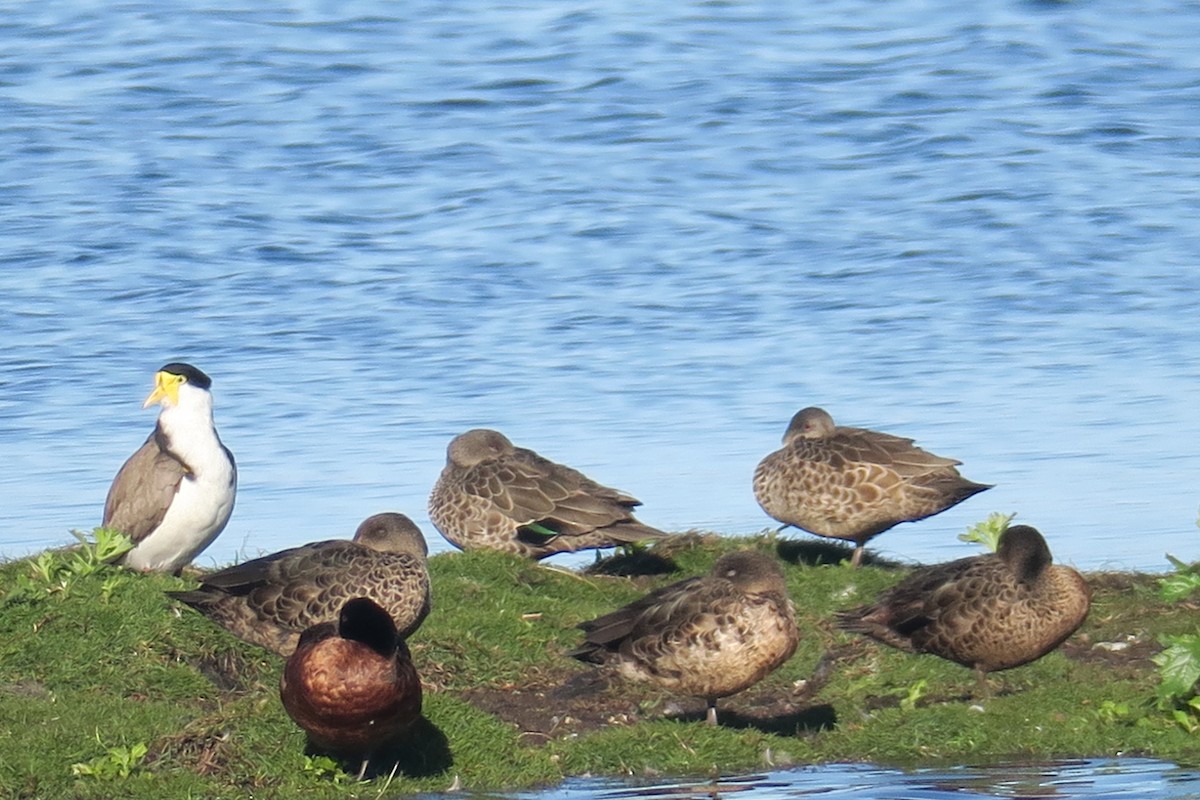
{"left": 1, "top": 532, "right": 1196, "bottom": 797}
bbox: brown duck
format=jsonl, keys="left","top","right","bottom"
{"left": 428, "top": 428, "right": 668, "bottom": 558}
{"left": 753, "top": 406, "right": 991, "bottom": 566}
{"left": 836, "top": 524, "right": 1091, "bottom": 694}
{"left": 281, "top": 596, "right": 422, "bottom": 779}
{"left": 168, "top": 513, "right": 430, "bottom": 656}
{"left": 570, "top": 550, "right": 799, "bottom": 725}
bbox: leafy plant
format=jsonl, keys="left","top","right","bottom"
{"left": 1095, "top": 699, "right": 1132, "bottom": 725}
{"left": 897, "top": 679, "right": 927, "bottom": 712}
{"left": 1153, "top": 521, "right": 1200, "bottom": 732}
{"left": 1158, "top": 555, "right": 1200, "bottom": 603}
{"left": 300, "top": 754, "right": 353, "bottom": 784}
{"left": 2, "top": 528, "right": 133, "bottom": 603}
{"left": 99, "top": 574, "right": 126, "bottom": 603}
{"left": 957, "top": 512, "right": 1015, "bottom": 553}
{"left": 71, "top": 740, "right": 148, "bottom": 780}
{"left": 1152, "top": 636, "right": 1200, "bottom": 733}
{"left": 1170, "top": 697, "right": 1200, "bottom": 734}
{"left": 70, "top": 527, "right": 136, "bottom": 572}
{"left": 1152, "top": 635, "right": 1200, "bottom": 701}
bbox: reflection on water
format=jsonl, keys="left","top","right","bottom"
{"left": 493, "top": 759, "right": 1200, "bottom": 800}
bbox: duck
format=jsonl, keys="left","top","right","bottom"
{"left": 569, "top": 550, "right": 798, "bottom": 725}
{"left": 428, "top": 428, "right": 668, "bottom": 559}
{"left": 104, "top": 362, "right": 237, "bottom": 574}
{"left": 280, "top": 596, "right": 422, "bottom": 779}
{"left": 168, "top": 513, "right": 430, "bottom": 656}
{"left": 836, "top": 524, "right": 1091, "bottom": 695}
{"left": 753, "top": 406, "right": 990, "bottom": 566}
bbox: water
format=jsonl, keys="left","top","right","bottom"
{"left": 490, "top": 759, "right": 1200, "bottom": 800}
{"left": 4, "top": 2, "right": 1200, "bottom": 797}
{"left": 5, "top": 4, "right": 1200, "bottom": 570}
{"left": 6, "top": 1, "right": 1200, "bottom": 574}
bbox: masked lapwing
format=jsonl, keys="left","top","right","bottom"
{"left": 103, "top": 362, "right": 236, "bottom": 574}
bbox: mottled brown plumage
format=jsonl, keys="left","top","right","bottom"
{"left": 168, "top": 513, "right": 430, "bottom": 656}
{"left": 428, "top": 428, "right": 668, "bottom": 558}
{"left": 570, "top": 550, "right": 799, "bottom": 725}
{"left": 836, "top": 525, "right": 1091, "bottom": 694}
{"left": 281, "top": 597, "right": 422, "bottom": 778}
{"left": 753, "top": 407, "right": 990, "bottom": 566}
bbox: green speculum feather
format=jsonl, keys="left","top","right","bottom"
{"left": 517, "top": 521, "right": 560, "bottom": 543}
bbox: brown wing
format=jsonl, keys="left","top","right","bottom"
{"left": 909, "top": 558, "right": 1023, "bottom": 649}
{"left": 837, "top": 554, "right": 999, "bottom": 648}
{"left": 193, "top": 540, "right": 347, "bottom": 591}
{"left": 515, "top": 448, "right": 642, "bottom": 506}
{"left": 462, "top": 447, "right": 644, "bottom": 535}
{"left": 613, "top": 577, "right": 768, "bottom": 688}
{"left": 628, "top": 579, "right": 741, "bottom": 639}
{"left": 516, "top": 448, "right": 650, "bottom": 537}
{"left": 570, "top": 575, "right": 720, "bottom": 660}
{"left": 245, "top": 544, "right": 430, "bottom": 637}
{"left": 178, "top": 540, "right": 431, "bottom": 642}
{"left": 831, "top": 427, "right": 963, "bottom": 478}
{"left": 103, "top": 430, "right": 187, "bottom": 544}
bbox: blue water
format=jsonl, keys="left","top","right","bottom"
{"left": 495, "top": 759, "right": 1200, "bottom": 800}
{"left": 5, "top": 3, "right": 1200, "bottom": 575}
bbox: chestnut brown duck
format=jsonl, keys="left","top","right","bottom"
{"left": 753, "top": 406, "right": 991, "bottom": 566}
{"left": 428, "top": 428, "right": 669, "bottom": 559}
{"left": 168, "top": 513, "right": 430, "bottom": 656}
{"left": 836, "top": 524, "right": 1091, "bottom": 695}
{"left": 281, "top": 596, "right": 423, "bottom": 779}
{"left": 570, "top": 550, "right": 799, "bottom": 725}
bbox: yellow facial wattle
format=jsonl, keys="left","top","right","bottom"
{"left": 143, "top": 371, "right": 184, "bottom": 409}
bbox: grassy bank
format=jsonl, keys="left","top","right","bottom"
{"left": 0, "top": 531, "right": 1196, "bottom": 798}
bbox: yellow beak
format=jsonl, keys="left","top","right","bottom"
{"left": 142, "top": 371, "right": 181, "bottom": 409}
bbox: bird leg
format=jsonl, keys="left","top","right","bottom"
{"left": 706, "top": 699, "right": 719, "bottom": 726}
{"left": 973, "top": 666, "right": 992, "bottom": 700}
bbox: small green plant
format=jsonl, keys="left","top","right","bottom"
{"left": 897, "top": 679, "right": 927, "bottom": 712}
{"left": 616, "top": 539, "right": 652, "bottom": 557}
{"left": 300, "top": 754, "right": 352, "bottom": 784}
{"left": 68, "top": 527, "right": 136, "bottom": 573}
{"left": 1170, "top": 698, "right": 1200, "bottom": 734}
{"left": 71, "top": 740, "right": 148, "bottom": 780}
{"left": 1159, "top": 508, "right": 1200, "bottom": 603}
{"left": 99, "top": 574, "right": 126, "bottom": 603}
{"left": 3, "top": 528, "right": 133, "bottom": 603}
{"left": 1095, "top": 699, "right": 1133, "bottom": 725}
{"left": 1159, "top": 554, "right": 1200, "bottom": 603}
{"left": 27, "top": 551, "right": 59, "bottom": 585}
{"left": 1152, "top": 634, "right": 1200, "bottom": 728}
{"left": 958, "top": 512, "right": 1015, "bottom": 553}
{"left": 1153, "top": 525, "right": 1200, "bottom": 732}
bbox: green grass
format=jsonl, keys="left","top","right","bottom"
{"left": 0, "top": 531, "right": 1197, "bottom": 798}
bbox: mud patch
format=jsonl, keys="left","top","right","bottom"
{"left": 461, "top": 652, "right": 842, "bottom": 744}
{"left": 456, "top": 628, "right": 1159, "bottom": 745}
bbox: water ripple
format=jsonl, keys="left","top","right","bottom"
{"left": 2, "top": 0, "right": 1200, "bottom": 576}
